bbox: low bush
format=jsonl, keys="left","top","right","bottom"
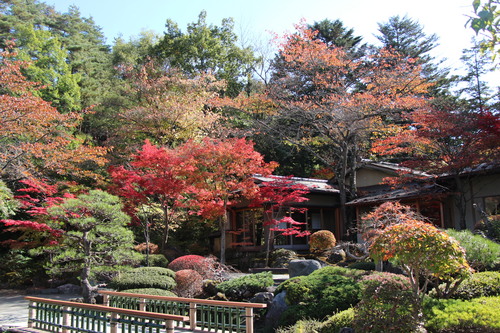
{"left": 276, "top": 319, "right": 322, "bottom": 333}
{"left": 217, "top": 271, "right": 273, "bottom": 301}
{"left": 309, "top": 230, "right": 336, "bottom": 252}
{"left": 353, "top": 272, "right": 422, "bottom": 333}
{"left": 121, "top": 288, "right": 177, "bottom": 297}
{"left": 140, "top": 254, "right": 169, "bottom": 268}
{"left": 174, "top": 269, "right": 204, "bottom": 298}
{"left": 318, "top": 308, "right": 355, "bottom": 333}
{"left": 168, "top": 255, "right": 215, "bottom": 279}
{"left": 441, "top": 271, "right": 500, "bottom": 300}
{"left": 446, "top": 229, "right": 500, "bottom": 271}
{"left": 475, "top": 214, "right": 500, "bottom": 243}
{"left": 109, "top": 267, "right": 176, "bottom": 291}
{"left": 347, "top": 261, "right": 376, "bottom": 271}
{"left": 269, "top": 248, "right": 298, "bottom": 268}
{"left": 424, "top": 296, "right": 500, "bottom": 332}
{"left": 276, "top": 266, "right": 367, "bottom": 327}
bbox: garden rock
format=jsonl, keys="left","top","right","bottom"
{"left": 57, "top": 283, "right": 82, "bottom": 294}
{"left": 250, "top": 292, "right": 274, "bottom": 306}
{"left": 264, "top": 291, "right": 288, "bottom": 329}
{"left": 327, "top": 248, "right": 346, "bottom": 264}
{"left": 288, "top": 259, "right": 322, "bottom": 277}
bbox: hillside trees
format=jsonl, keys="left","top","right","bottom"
{"left": 0, "top": 46, "right": 107, "bottom": 183}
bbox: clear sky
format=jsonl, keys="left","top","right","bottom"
{"left": 46, "top": 0, "right": 488, "bottom": 79}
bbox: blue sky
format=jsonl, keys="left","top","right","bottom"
{"left": 46, "top": 0, "right": 491, "bottom": 80}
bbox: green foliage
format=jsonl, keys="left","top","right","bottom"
{"left": 0, "top": 180, "right": 18, "bottom": 219}
{"left": 318, "top": 308, "right": 355, "bottom": 333}
{"left": 446, "top": 228, "right": 500, "bottom": 271}
{"left": 424, "top": 296, "right": 500, "bottom": 332}
{"left": 109, "top": 267, "right": 176, "bottom": 291}
{"left": 309, "top": 230, "right": 336, "bottom": 252}
{"left": 276, "top": 266, "right": 366, "bottom": 326}
{"left": 276, "top": 319, "right": 323, "bottom": 333}
{"left": 0, "top": 249, "right": 43, "bottom": 287}
{"left": 441, "top": 271, "right": 500, "bottom": 300}
{"left": 353, "top": 272, "right": 422, "bottom": 333}
{"left": 269, "top": 248, "right": 298, "bottom": 268}
{"left": 140, "top": 254, "right": 169, "bottom": 268}
{"left": 121, "top": 288, "right": 177, "bottom": 297}
{"left": 347, "top": 261, "right": 376, "bottom": 271}
{"left": 475, "top": 214, "right": 500, "bottom": 243}
{"left": 217, "top": 271, "right": 273, "bottom": 301}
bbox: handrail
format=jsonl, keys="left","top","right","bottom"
{"left": 25, "top": 296, "right": 188, "bottom": 333}
{"left": 99, "top": 290, "right": 267, "bottom": 333}
{"left": 99, "top": 290, "right": 267, "bottom": 308}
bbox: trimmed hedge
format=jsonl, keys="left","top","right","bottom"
{"left": 318, "top": 308, "right": 355, "bottom": 333}
{"left": 217, "top": 271, "right": 273, "bottom": 301}
{"left": 424, "top": 296, "right": 500, "bottom": 332}
{"left": 446, "top": 229, "right": 500, "bottom": 271}
{"left": 109, "top": 267, "right": 176, "bottom": 291}
{"left": 450, "top": 271, "right": 500, "bottom": 300}
{"left": 121, "top": 288, "right": 177, "bottom": 297}
{"left": 140, "top": 254, "right": 169, "bottom": 268}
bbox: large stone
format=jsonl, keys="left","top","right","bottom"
{"left": 288, "top": 259, "right": 322, "bottom": 278}
{"left": 57, "top": 283, "right": 81, "bottom": 294}
{"left": 250, "top": 292, "right": 274, "bottom": 306}
{"left": 264, "top": 291, "right": 288, "bottom": 329}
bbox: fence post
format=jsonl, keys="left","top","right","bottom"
{"left": 61, "top": 306, "right": 70, "bottom": 333}
{"left": 102, "top": 294, "right": 109, "bottom": 306}
{"left": 139, "top": 297, "right": 146, "bottom": 311}
{"left": 165, "top": 319, "right": 174, "bottom": 333}
{"left": 245, "top": 308, "right": 254, "bottom": 333}
{"left": 110, "top": 312, "right": 118, "bottom": 333}
{"left": 27, "top": 301, "right": 34, "bottom": 328}
{"left": 189, "top": 302, "right": 197, "bottom": 330}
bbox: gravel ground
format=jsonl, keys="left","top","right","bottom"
{"left": 0, "top": 290, "right": 81, "bottom": 329}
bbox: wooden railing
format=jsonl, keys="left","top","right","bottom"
{"left": 25, "top": 296, "right": 188, "bottom": 333}
{"left": 99, "top": 290, "right": 267, "bottom": 333}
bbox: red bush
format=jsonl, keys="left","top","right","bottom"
{"left": 168, "top": 255, "right": 214, "bottom": 279}
{"left": 173, "top": 269, "right": 203, "bottom": 298}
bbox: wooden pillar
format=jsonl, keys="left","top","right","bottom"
{"left": 27, "top": 301, "right": 34, "bottom": 328}
{"left": 189, "top": 303, "right": 197, "bottom": 330}
{"left": 102, "top": 294, "right": 109, "bottom": 307}
{"left": 110, "top": 312, "right": 118, "bottom": 333}
{"left": 62, "top": 306, "right": 70, "bottom": 333}
{"left": 165, "top": 320, "right": 174, "bottom": 333}
{"left": 139, "top": 298, "right": 146, "bottom": 311}
{"left": 245, "top": 308, "right": 254, "bottom": 333}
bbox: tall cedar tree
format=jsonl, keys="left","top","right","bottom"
{"left": 0, "top": 45, "right": 107, "bottom": 183}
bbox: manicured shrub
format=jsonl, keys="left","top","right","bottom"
{"left": 353, "top": 272, "right": 422, "bottom": 333}
{"left": 276, "top": 319, "right": 322, "bottom": 333}
{"left": 309, "top": 230, "right": 336, "bottom": 252}
{"left": 217, "top": 271, "right": 274, "bottom": 301}
{"left": 424, "top": 296, "right": 500, "bottom": 332}
{"left": 168, "top": 255, "right": 215, "bottom": 279}
{"left": 109, "top": 267, "right": 176, "bottom": 291}
{"left": 140, "top": 254, "right": 169, "bottom": 268}
{"left": 174, "top": 269, "right": 204, "bottom": 298}
{"left": 121, "top": 288, "right": 177, "bottom": 297}
{"left": 269, "top": 248, "right": 298, "bottom": 268}
{"left": 446, "top": 229, "right": 500, "bottom": 271}
{"left": 446, "top": 271, "right": 500, "bottom": 300}
{"left": 276, "top": 266, "right": 366, "bottom": 327}
{"left": 318, "top": 308, "right": 355, "bottom": 333}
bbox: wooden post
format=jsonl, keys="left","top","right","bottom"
{"left": 139, "top": 298, "right": 146, "bottom": 311}
{"left": 110, "top": 312, "right": 118, "bottom": 333}
{"left": 62, "top": 306, "right": 70, "bottom": 333}
{"left": 189, "top": 302, "right": 197, "bottom": 330}
{"left": 165, "top": 320, "right": 174, "bottom": 333}
{"left": 27, "top": 301, "right": 34, "bottom": 328}
{"left": 102, "top": 294, "right": 109, "bottom": 307}
{"left": 245, "top": 308, "right": 254, "bottom": 333}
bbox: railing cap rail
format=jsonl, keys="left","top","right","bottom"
{"left": 99, "top": 290, "right": 267, "bottom": 309}
{"left": 24, "top": 296, "right": 189, "bottom": 321}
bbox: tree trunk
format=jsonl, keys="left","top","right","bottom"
{"left": 81, "top": 231, "right": 94, "bottom": 303}
{"left": 161, "top": 204, "right": 170, "bottom": 253}
{"left": 453, "top": 175, "right": 468, "bottom": 230}
{"left": 220, "top": 198, "right": 228, "bottom": 264}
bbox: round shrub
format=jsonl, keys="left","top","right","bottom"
{"left": 276, "top": 319, "right": 322, "bottom": 333}
{"left": 109, "top": 267, "right": 176, "bottom": 291}
{"left": 174, "top": 269, "right": 204, "bottom": 298}
{"left": 217, "top": 271, "right": 274, "bottom": 301}
{"left": 424, "top": 296, "right": 500, "bottom": 332}
{"left": 270, "top": 248, "right": 298, "bottom": 268}
{"left": 276, "top": 266, "right": 367, "bottom": 326}
{"left": 309, "top": 230, "right": 336, "bottom": 252}
{"left": 121, "top": 288, "right": 177, "bottom": 297}
{"left": 140, "top": 254, "right": 169, "bottom": 268}
{"left": 318, "top": 308, "right": 355, "bottom": 333}
{"left": 353, "top": 272, "right": 422, "bottom": 333}
{"left": 168, "top": 255, "right": 215, "bottom": 279}
{"left": 134, "top": 242, "right": 159, "bottom": 254}
{"left": 446, "top": 229, "right": 500, "bottom": 271}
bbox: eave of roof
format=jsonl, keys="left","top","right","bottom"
{"left": 253, "top": 175, "right": 339, "bottom": 194}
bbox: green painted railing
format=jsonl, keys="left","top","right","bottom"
{"left": 25, "top": 296, "right": 188, "bottom": 333}
{"left": 100, "top": 290, "right": 267, "bottom": 333}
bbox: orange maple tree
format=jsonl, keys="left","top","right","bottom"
{"left": 0, "top": 44, "right": 107, "bottom": 183}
